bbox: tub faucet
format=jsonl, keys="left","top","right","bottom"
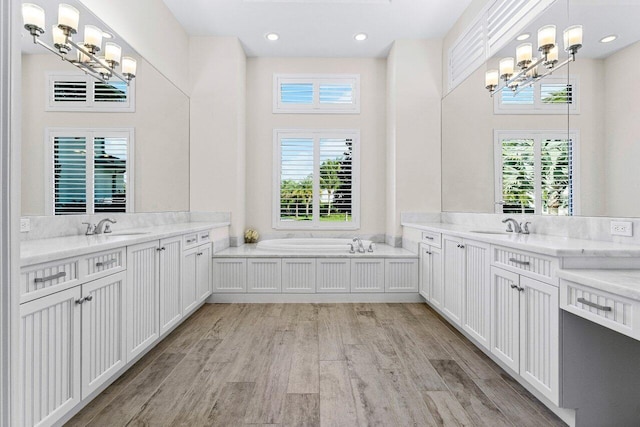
{"left": 353, "top": 237, "right": 366, "bottom": 253}
{"left": 95, "top": 218, "right": 117, "bottom": 234}
{"left": 502, "top": 218, "right": 522, "bottom": 233}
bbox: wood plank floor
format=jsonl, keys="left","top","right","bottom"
{"left": 67, "top": 303, "right": 567, "bottom": 427}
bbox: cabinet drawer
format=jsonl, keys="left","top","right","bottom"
{"left": 183, "top": 233, "right": 199, "bottom": 249}
{"left": 83, "top": 247, "right": 126, "bottom": 282}
{"left": 20, "top": 257, "right": 81, "bottom": 303}
{"left": 421, "top": 231, "right": 441, "bottom": 248}
{"left": 198, "top": 230, "right": 211, "bottom": 244}
{"left": 492, "top": 246, "right": 558, "bottom": 284}
{"left": 560, "top": 279, "right": 640, "bottom": 340}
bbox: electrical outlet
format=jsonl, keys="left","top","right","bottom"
{"left": 611, "top": 221, "right": 633, "bottom": 237}
{"left": 20, "top": 218, "right": 31, "bottom": 233}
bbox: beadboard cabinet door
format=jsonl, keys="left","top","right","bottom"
{"left": 126, "top": 240, "right": 160, "bottom": 363}
{"left": 385, "top": 258, "right": 418, "bottom": 292}
{"left": 19, "top": 287, "right": 82, "bottom": 427}
{"left": 462, "top": 239, "right": 491, "bottom": 350}
{"left": 196, "top": 244, "right": 212, "bottom": 303}
{"left": 316, "top": 258, "right": 351, "bottom": 293}
{"left": 442, "top": 235, "right": 465, "bottom": 325}
{"left": 490, "top": 266, "right": 520, "bottom": 372}
{"left": 81, "top": 272, "right": 126, "bottom": 398}
{"left": 351, "top": 258, "right": 385, "bottom": 293}
{"left": 183, "top": 247, "right": 199, "bottom": 315}
{"left": 159, "top": 236, "right": 183, "bottom": 335}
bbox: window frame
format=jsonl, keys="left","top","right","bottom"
{"left": 273, "top": 74, "right": 360, "bottom": 114}
{"left": 46, "top": 72, "right": 136, "bottom": 112}
{"left": 273, "top": 129, "right": 360, "bottom": 230}
{"left": 494, "top": 75, "right": 580, "bottom": 115}
{"left": 44, "top": 127, "right": 135, "bottom": 215}
{"left": 494, "top": 129, "right": 580, "bottom": 216}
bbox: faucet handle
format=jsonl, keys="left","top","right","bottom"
{"left": 504, "top": 222, "right": 513, "bottom": 232}
{"left": 368, "top": 242, "right": 375, "bottom": 252}
{"left": 349, "top": 243, "right": 356, "bottom": 254}
{"left": 82, "top": 222, "right": 95, "bottom": 235}
{"left": 103, "top": 223, "right": 113, "bottom": 233}
{"left": 521, "top": 221, "right": 531, "bottom": 234}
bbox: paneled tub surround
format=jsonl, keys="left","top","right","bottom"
{"left": 212, "top": 242, "right": 420, "bottom": 301}
{"left": 18, "top": 221, "right": 228, "bottom": 427}
{"left": 402, "top": 221, "right": 640, "bottom": 427}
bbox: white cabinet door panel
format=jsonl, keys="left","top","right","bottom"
{"left": 282, "top": 259, "right": 316, "bottom": 293}
{"left": 196, "top": 244, "right": 212, "bottom": 302}
{"left": 316, "top": 259, "right": 350, "bottom": 293}
{"left": 247, "top": 258, "right": 282, "bottom": 293}
{"left": 463, "top": 240, "right": 491, "bottom": 349}
{"left": 351, "top": 259, "right": 385, "bottom": 293}
{"left": 159, "top": 236, "right": 183, "bottom": 335}
{"left": 490, "top": 267, "right": 520, "bottom": 373}
{"left": 182, "top": 248, "right": 199, "bottom": 315}
{"left": 212, "top": 258, "right": 247, "bottom": 293}
{"left": 385, "top": 259, "right": 418, "bottom": 292}
{"left": 81, "top": 272, "right": 126, "bottom": 398}
{"left": 442, "top": 236, "right": 464, "bottom": 324}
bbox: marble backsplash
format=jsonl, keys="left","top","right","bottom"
{"left": 401, "top": 211, "right": 640, "bottom": 246}
{"left": 20, "top": 211, "right": 231, "bottom": 241}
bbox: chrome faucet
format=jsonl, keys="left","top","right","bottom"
{"left": 353, "top": 237, "right": 366, "bottom": 253}
{"left": 95, "top": 218, "right": 117, "bottom": 234}
{"left": 502, "top": 218, "right": 522, "bottom": 233}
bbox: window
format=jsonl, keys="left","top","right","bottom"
{"left": 47, "top": 72, "right": 135, "bottom": 112}
{"left": 494, "top": 76, "right": 579, "bottom": 114}
{"left": 274, "top": 129, "right": 359, "bottom": 229}
{"left": 494, "top": 130, "right": 579, "bottom": 216}
{"left": 273, "top": 74, "right": 360, "bottom": 114}
{"left": 45, "top": 128, "right": 134, "bottom": 215}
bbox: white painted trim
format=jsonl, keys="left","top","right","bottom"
{"left": 273, "top": 73, "right": 360, "bottom": 114}
{"left": 206, "top": 293, "right": 422, "bottom": 304}
{"left": 44, "top": 127, "right": 135, "bottom": 215}
{"left": 494, "top": 129, "right": 580, "bottom": 216}
{"left": 45, "top": 71, "right": 136, "bottom": 113}
{"left": 273, "top": 128, "right": 360, "bottom": 230}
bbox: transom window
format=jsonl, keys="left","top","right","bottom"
{"left": 45, "top": 128, "right": 134, "bottom": 215}
{"left": 273, "top": 74, "right": 360, "bottom": 114}
{"left": 494, "top": 130, "right": 579, "bottom": 216}
{"left": 274, "top": 129, "right": 359, "bottom": 229}
{"left": 494, "top": 76, "right": 579, "bottom": 114}
{"left": 47, "top": 72, "right": 135, "bottom": 112}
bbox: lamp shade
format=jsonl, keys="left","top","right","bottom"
{"left": 499, "top": 57, "right": 514, "bottom": 77}
{"left": 547, "top": 45, "right": 559, "bottom": 62}
{"left": 564, "top": 25, "right": 583, "bottom": 51}
{"left": 485, "top": 69, "right": 499, "bottom": 88}
{"left": 516, "top": 43, "right": 533, "bottom": 65}
{"left": 52, "top": 25, "right": 66, "bottom": 46}
{"left": 58, "top": 4, "right": 80, "bottom": 33}
{"left": 84, "top": 25, "right": 103, "bottom": 50}
{"left": 538, "top": 24, "right": 556, "bottom": 49}
{"left": 122, "top": 57, "right": 137, "bottom": 77}
{"left": 105, "top": 42, "right": 122, "bottom": 64}
{"left": 22, "top": 3, "right": 45, "bottom": 31}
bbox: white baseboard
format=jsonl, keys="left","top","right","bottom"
{"left": 206, "top": 293, "right": 423, "bottom": 303}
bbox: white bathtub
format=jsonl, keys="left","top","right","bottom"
{"left": 256, "top": 238, "right": 373, "bottom": 252}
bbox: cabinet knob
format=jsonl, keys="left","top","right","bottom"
{"left": 510, "top": 284, "right": 518, "bottom": 289}
{"left": 75, "top": 298, "right": 84, "bottom": 304}
{"left": 85, "top": 295, "right": 93, "bottom": 302}
{"left": 518, "top": 286, "right": 525, "bottom": 292}
{"left": 459, "top": 244, "right": 465, "bottom": 249}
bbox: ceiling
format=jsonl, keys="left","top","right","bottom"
{"left": 162, "top": 0, "right": 473, "bottom": 57}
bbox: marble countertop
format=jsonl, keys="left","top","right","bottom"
{"left": 558, "top": 269, "right": 640, "bottom": 301}
{"left": 21, "top": 222, "right": 230, "bottom": 266}
{"left": 402, "top": 222, "right": 640, "bottom": 257}
{"left": 214, "top": 243, "right": 417, "bottom": 258}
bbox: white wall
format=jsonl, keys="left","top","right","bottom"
{"left": 441, "top": 58, "right": 606, "bottom": 216}
{"left": 386, "top": 40, "right": 443, "bottom": 243}
{"left": 245, "top": 57, "right": 386, "bottom": 239}
{"left": 79, "top": 0, "right": 190, "bottom": 95}
{"left": 21, "top": 54, "right": 190, "bottom": 216}
{"left": 189, "top": 37, "right": 246, "bottom": 244}
{"left": 604, "top": 41, "right": 640, "bottom": 217}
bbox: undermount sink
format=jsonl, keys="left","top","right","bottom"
{"left": 103, "top": 231, "right": 151, "bottom": 236}
{"left": 469, "top": 230, "right": 510, "bottom": 235}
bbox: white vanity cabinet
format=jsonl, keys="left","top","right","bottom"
{"left": 442, "top": 235, "right": 465, "bottom": 324}
{"left": 183, "top": 241, "right": 213, "bottom": 315}
{"left": 18, "top": 267, "right": 126, "bottom": 427}
{"left": 490, "top": 266, "right": 559, "bottom": 404}
{"left": 159, "top": 236, "right": 183, "bottom": 335}
{"left": 420, "top": 243, "right": 443, "bottom": 307}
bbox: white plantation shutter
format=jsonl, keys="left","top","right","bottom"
{"left": 495, "top": 131, "right": 578, "bottom": 216}
{"left": 274, "top": 74, "right": 360, "bottom": 113}
{"left": 447, "top": 0, "right": 556, "bottom": 93}
{"left": 275, "top": 130, "right": 359, "bottom": 229}
{"left": 46, "top": 129, "right": 134, "bottom": 215}
{"left": 47, "top": 73, "right": 135, "bottom": 112}
{"left": 495, "top": 76, "right": 578, "bottom": 114}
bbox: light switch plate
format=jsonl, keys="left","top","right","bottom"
{"left": 20, "top": 218, "right": 31, "bottom": 232}
{"left": 611, "top": 221, "right": 633, "bottom": 237}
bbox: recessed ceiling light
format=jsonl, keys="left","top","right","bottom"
{"left": 600, "top": 34, "right": 617, "bottom": 43}
{"left": 266, "top": 33, "right": 279, "bottom": 41}
{"left": 102, "top": 31, "right": 114, "bottom": 39}
{"left": 516, "top": 33, "right": 530, "bottom": 41}
{"left": 354, "top": 33, "right": 368, "bottom": 41}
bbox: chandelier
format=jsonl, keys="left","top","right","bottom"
{"left": 22, "top": 3, "right": 137, "bottom": 85}
{"left": 485, "top": 24, "right": 582, "bottom": 96}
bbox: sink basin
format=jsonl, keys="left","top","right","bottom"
{"left": 104, "top": 231, "right": 151, "bottom": 237}
{"left": 469, "top": 230, "right": 509, "bottom": 235}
